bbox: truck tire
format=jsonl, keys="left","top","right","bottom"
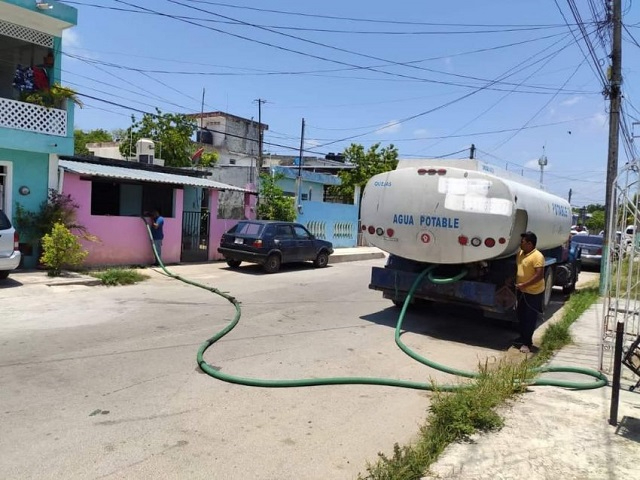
{"left": 543, "top": 267, "right": 555, "bottom": 309}
{"left": 226, "top": 259, "right": 242, "bottom": 268}
{"left": 562, "top": 264, "right": 576, "bottom": 294}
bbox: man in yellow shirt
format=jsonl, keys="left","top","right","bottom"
{"left": 515, "top": 231, "right": 545, "bottom": 354}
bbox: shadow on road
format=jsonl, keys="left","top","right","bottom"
{"left": 0, "top": 277, "right": 23, "bottom": 289}
{"left": 360, "top": 289, "right": 568, "bottom": 351}
{"left": 222, "top": 262, "right": 333, "bottom": 276}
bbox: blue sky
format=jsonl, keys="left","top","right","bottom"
{"left": 59, "top": 0, "right": 640, "bottom": 207}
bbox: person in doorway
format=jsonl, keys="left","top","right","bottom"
{"left": 149, "top": 209, "right": 164, "bottom": 265}
{"left": 515, "top": 231, "right": 545, "bottom": 354}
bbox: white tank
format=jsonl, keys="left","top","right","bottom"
{"left": 360, "top": 160, "right": 572, "bottom": 264}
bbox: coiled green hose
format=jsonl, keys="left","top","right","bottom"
{"left": 142, "top": 221, "right": 607, "bottom": 390}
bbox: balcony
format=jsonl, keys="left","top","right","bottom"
{"left": 0, "top": 96, "right": 67, "bottom": 137}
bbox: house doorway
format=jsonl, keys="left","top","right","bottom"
{"left": 181, "top": 189, "right": 210, "bottom": 262}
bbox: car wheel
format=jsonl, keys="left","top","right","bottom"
{"left": 263, "top": 254, "right": 281, "bottom": 274}
{"left": 313, "top": 251, "right": 329, "bottom": 268}
{"left": 0, "top": 270, "right": 9, "bottom": 280}
{"left": 226, "top": 259, "right": 242, "bottom": 268}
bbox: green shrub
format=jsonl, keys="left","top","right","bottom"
{"left": 40, "top": 223, "right": 88, "bottom": 276}
{"left": 91, "top": 269, "right": 149, "bottom": 286}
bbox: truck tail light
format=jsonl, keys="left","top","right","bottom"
{"left": 484, "top": 238, "right": 496, "bottom": 248}
{"left": 458, "top": 235, "right": 468, "bottom": 245}
{"left": 361, "top": 224, "right": 367, "bottom": 231}
{"left": 253, "top": 239, "right": 263, "bottom": 247}
{"left": 386, "top": 228, "right": 395, "bottom": 238}
{"left": 368, "top": 226, "right": 375, "bottom": 234}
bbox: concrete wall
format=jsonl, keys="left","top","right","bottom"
{"left": 297, "top": 201, "right": 358, "bottom": 248}
{"left": 62, "top": 173, "right": 184, "bottom": 266}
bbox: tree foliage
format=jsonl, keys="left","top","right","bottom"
{"left": 118, "top": 109, "right": 199, "bottom": 167}
{"left": 327, "top": 143, "right": 399, "bottom": 204}
{"left": 74, "top": 128, "right": 113, "bottom": 155}
{"left": 257, "top": 173, "right": 296, "bottom": 222}
{"left": 585, "top": 210, "right": 605, "bottom": 233}
{"left": 14, "top": 189, "right": 93, "bottom": 243}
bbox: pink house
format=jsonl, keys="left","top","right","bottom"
{"left": 59, "top": 157, "right": 256, "bottom": 267}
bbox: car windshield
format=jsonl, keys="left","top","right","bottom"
{"left": 572, "top": 236, "right": 603, "bottom": 246}
{"left": 235, "top": 222, "right": 264, "bottom": 236}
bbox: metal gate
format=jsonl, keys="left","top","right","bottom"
{"left": 181, "top": 210, "right": 210, "bottom": 262}
{"left": 599, "top": 162, "right": 640, "bottom": 385}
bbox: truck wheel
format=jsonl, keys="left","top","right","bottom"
{"left": 263, "top": 254, "right": 281, "bottom": 274}
{"left": 543, "top": 267, "right": 555, "bottom": 309}
{"left": 562, "top": 265, "right": 576, "bottom": 294}
{"left": 313, "top": 251, "right": 329, "bottom": 268}
{"left": 226, "top": 259, "right": 242, "bottom": 268}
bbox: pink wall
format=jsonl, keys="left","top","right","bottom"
{"left": 63, "top": 174, "right": 183, "bottom": 266}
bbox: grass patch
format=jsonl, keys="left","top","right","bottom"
{"left": 358, "top": 286, "right": 601, "bottom": 480}
{"left": 91, "top": 268, "right": 149, "bottom": 286}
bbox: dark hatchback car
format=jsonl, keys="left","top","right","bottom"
{"left": 218, "top": 220, "right": 334, "bottom": 273}
{"left": 571, "top": 234, "right": 603, "bottom": 270}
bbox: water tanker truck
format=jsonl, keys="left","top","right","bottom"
{"left": 361, "top": 159, "right": 580, "bottom": 319}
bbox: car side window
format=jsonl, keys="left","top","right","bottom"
{"left": 293, "top": 225, "right": 311, "bottom": 239}
{"left": 275, "top": 225, "right": 294, "bottom": 237}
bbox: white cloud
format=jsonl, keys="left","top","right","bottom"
{"left": 305, "top": 139, "right": 320, "bottom": 148}
{"left": 560, "top": 96, "right": 583, "bottom": 107}
{"left": 413, "top": 128, "right": 429, "bottom": 137}
{"left": 587, "top": 112, "right": 608, "bottom": 130}
{"left": 62, "top": 29, "right": 80, "bottom": 50}
{"left": 375, "top": 120, "right": 401, "bottom": 135}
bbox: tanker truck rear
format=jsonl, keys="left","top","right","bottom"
{"left": 361, "top": 159, "right": 580, "bottom": 319}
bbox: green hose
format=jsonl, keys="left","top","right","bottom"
{"left": 142, "top": 220, "right": 607, "bottom": 390}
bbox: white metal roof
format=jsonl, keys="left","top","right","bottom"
{"left": 59, "top": 160, "right": 253, "bottom": 193}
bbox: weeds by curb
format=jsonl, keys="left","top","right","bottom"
{"left": 358, "top": 286, "right": 600, "bottom": 480}
{"left": 90, "top": 268, "right": 149, "bottom": 286}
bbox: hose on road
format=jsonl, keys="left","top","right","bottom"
{"left": 142, "top": 221, "right": 607, "bottom": 391}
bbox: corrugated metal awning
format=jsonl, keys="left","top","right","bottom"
{"left": 59, "top": 160, "right": 253, "bottom": 193}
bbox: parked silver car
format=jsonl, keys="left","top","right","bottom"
{"left": 0, "top": 209, "right": 21, "bottom": 280}
{"left": 571, "top": 234, "right": 603, "bottom": 271}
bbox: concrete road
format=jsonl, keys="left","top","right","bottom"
{"left": 0, "top": 259, "right": 566, "bottom": 480}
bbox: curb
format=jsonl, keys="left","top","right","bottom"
{"left": 329, "top": 252, "right": 386, "bottom": 264}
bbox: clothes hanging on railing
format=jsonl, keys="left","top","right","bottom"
{"left": 13, "top": 65, "right": 49, "bottom": 94}
{"left": 12, "top": 65, "right": 34, "bottom": 93}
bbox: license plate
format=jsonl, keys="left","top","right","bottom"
{"left": 234, "top": 237, "right": 243, "bottom": 244}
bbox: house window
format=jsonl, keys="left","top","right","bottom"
{"left": 229, "top": 159, "right": 236, "bottom": 165}
{"left": 301, "top": 193, "right": 309, "bottom": 201}
{"left": 90, "top": 180, "right": 175, "bottom": 217}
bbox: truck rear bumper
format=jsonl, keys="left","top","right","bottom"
{"left": 369, "top": 266, "right": 517, "bottom": 315}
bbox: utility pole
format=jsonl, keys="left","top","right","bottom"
{"left": 604, "top": 0, "right": 622, "bottom": 246}
{"left": 254, "top": 99, "right": 266, "bottom": 170}
{"left": 296, "top": 118, "right": 305, "bottom": 209}
{"left": 605, "top": 0, "right": 623, "bottom": 425}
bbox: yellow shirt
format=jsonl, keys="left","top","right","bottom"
{"left": 516, "top": 248, "right": 545, "bottom": 295}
